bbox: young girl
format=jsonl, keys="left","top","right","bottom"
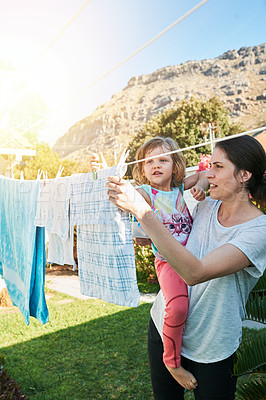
{"left": 90, "top": 138, "right": 208, "bottom": 390}
{"left": 132, "top": 137, "right": 208, "bottom": 391}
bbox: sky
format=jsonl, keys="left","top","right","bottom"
{"left": 0, "top": 0, "right": 265, "bottom": 146}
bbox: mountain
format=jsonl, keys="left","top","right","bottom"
{"left": 53, "top": 43, "right": 266, "bottom": 161}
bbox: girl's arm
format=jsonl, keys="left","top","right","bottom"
{"left": 106, "top": 176, "right": 251, "bottom": 286}
{"left": 183, "top": 170, "right": 209, "bottom": 191}
{"left": 89, "top": 152, "right": 108, "bottom": 171}
{"left": 183, "top": 170, "right": 209, "bottom": 201}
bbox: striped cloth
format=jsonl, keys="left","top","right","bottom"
{"left": 70, "top": 165, "right": 139, "bottom": 307}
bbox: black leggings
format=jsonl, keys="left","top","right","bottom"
{"left": 148, "top": 318, "right": 237, "bottom": 400}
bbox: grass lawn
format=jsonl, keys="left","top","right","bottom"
{"left": 0, "top": 289, "right": 154, "bottom": 400}
{"left": 0, "top": 288, "right": 264, "bottom": 400}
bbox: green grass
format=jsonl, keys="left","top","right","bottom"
{"left": 1, "top": 290, "right": 264, "bottom": 400}
{"left": 0, "top": 289, "right": 154, "bottom": 400}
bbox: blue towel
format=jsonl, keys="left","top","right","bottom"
{"left": 0, "top": 177, "right": 48, "bottom": 325}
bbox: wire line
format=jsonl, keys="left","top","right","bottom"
{"left": 58, "top": 0, "right": 209, "bottom": 108}
{"left": 25, "top": 0, "right": 92, "bottom": 74}
{"left": 3, "top": 0, "right": 209, "bottom": 147}
{"left": 125, "top": 126, "right": 266, "bottom": 165}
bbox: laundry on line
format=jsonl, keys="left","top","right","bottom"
{"left": 0, "top": 163, "right": 139, "bottom": 325}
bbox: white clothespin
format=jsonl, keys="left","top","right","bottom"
{"left": 117, "top": 148, "right": 129, "bottom": 177}
{"left": 38, "top": 170, "right": 47, "bottom": 186}
{"left": 56, "top": 165, "right": 64, "bottom": 179}
{"left": 117, "top": 148, "right": 129, "bottom": 167}
{"left": 20, "top": 170, "right": 24, "bottom": 181}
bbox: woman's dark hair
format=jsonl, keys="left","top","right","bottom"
{"left": 215, "top": 134, "right": 266, "bottom": 204}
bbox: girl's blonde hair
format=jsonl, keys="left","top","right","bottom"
{"left": 132, "top": 136, "right": 186, "bottom": 187}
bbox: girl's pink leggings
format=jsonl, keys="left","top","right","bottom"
{"left": 155, "top": 258, "right": 188, "bottom": 368}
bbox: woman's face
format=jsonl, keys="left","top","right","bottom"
{"left": 206, "top": 147, "right": 242, "bottom": 201}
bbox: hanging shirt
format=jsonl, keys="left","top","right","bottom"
{"left": 0, "top": 176, "right": 48, "bottom": 325}
{"left": 34, "top": 176, "right": 75, "bottom": 267}
{"left": 70, "top": 165, "right": 139, "bottom": 307}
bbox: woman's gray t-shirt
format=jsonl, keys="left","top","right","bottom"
{"left": 151, "top": 197, "right": 266, "bottom": 363}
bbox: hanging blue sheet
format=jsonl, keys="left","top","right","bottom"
{"left": 0, "top": 176, "right": 48, "bottom": 325}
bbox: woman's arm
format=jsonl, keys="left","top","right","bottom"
{"left": 106, "top": 176, "right": 251, "bottom": 286}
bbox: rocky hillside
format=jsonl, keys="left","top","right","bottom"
{"left": 53, "top": 43, "right": 266, "bottom": 160}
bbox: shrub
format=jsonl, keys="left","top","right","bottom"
{"left": 0, "top": 365, "right": 29, "bottom": 399}
{"left": 134, "top": 242, "right": 158, "bottom": 287}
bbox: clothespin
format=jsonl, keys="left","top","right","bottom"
{"left": 56, "top": 165, "right": 64, "bottom": 179}
{"left": 20, "top": 171, "right": 24, "bottom": 181}
{"left": 118, "top": 148, "right": 129, "bottom": 166}
{"left": 91, "top": 151, "right": 109, "bottom": 180}
{"left": 117, "top": 148, "right": 129, "bottom": 176}
{"left": 39, "top": 170, "right": 46, "bottom": 186}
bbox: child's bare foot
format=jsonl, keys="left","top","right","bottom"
{"left": 165, "top": 365, "right": 197, "bottom": 390}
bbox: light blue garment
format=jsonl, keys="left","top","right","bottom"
{"left": 70, "top": 166, "right": 139, "bottom": 307}
{"left": 0, "top": 177, "right": 48, "bottom": 325}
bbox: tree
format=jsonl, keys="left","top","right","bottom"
{"left": 126, "top": 97, "right": 241, "bottom": 178}
{"left": 8, "top": 93, "right": 48, "bottom": 145}
{"left": 14, "top": 142, "right": 77, "bottom": 180}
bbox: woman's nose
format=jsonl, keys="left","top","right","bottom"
{"left": 206, "top": 168, "right": 214, "bottom": 178}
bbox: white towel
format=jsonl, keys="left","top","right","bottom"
{"left": 34, "top": 176, "right": 75, "bottom": 267}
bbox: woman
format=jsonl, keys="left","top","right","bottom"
{"left": 106, "top": 135, "right": 266, "bottom": 400}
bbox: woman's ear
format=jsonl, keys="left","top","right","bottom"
{"left": 240, "top": 170, "right": 252, "bottom": 183}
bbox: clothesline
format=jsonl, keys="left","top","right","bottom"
{"left": 0, "top": 165, "right": 139, "bottom": 326}
{"left": 1, "top": 0, "right": 209, "bottom": 150}
{"left": 124, "top": 126, "right": 266, "bottom": 166}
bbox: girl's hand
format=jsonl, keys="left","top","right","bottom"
{"left": 190, "top": 185, "right": 206, "bottom": 201}
{"left": 90, "top": 152, "right": 108, "bottom": 171}
{"left": 106, "top": 176, "right": 151, "bottom": 218}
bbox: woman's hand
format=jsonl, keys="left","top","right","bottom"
{"left": 90, "top": 152, "right": 108, "bottom": 171}
{"left": 106, "top": 176, "right": 151, "bottom": 218}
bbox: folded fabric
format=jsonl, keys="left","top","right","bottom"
{"left": 71, "top": 166, "right": 139, "bottom": 307}
{"left": 0, "top": 176, "right": 48, "bottom": 325}
{"left": 34, "top": 176, "right": 75, "bottom": 267}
